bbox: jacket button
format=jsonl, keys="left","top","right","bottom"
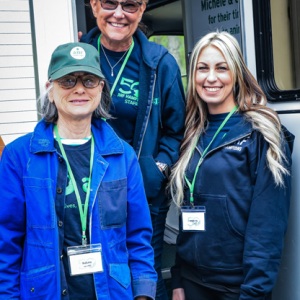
{"left": 56, "top": 187, "right": 63, "bottom": 194}
{"left": 60, "top": 254, "right": 63, "bottom": 260}
{"left": 58, "top": 221, "right": 63, "bottom": 227}
{"left": 62, "top": 289, "right": 68, "bottom": 296}
{"left": 30, "top": 287, "right": 35, "bottom": 293}
{"left": 58, "top": 156, "right": 63, "bottom": 163}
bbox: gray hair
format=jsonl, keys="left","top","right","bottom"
{"left": 39, "top": 79, "right": 111, "bottom": 123}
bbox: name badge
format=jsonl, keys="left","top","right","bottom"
{"left": 67, "top": 243, "right": 103, "bottom": 276}
{"left": 181, "top": 206, "right": 206, "bottom": 232}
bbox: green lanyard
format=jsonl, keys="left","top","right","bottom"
{"left": 185, "top": 106, "right": 238, "bottom": 206}
{"left": 54, "top": 125, "right": 94, "bottom": 246}
{"left": 97, "top": 35, "right": 134, "bottom": 96}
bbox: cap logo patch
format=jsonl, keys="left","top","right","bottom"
{"left": 70, "top": 47, "right": 86, "bottom": 60}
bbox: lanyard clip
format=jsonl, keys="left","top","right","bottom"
{"left": 190, "top": 194, "right": 194, "bottom": 208}
{"left": 82, "top": 231, "right": 87, "bottom": 246}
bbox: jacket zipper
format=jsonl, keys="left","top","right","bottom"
{"left": 196, "top": 132, "right": 252, "bottom": 157}
{"left": 137, "top": 72, "right": 156, "bottom": 159}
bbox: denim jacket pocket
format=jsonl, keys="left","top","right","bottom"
{"left": 109, "top": 263, "right": 131, "bottom": 289}
{"left": 24, "top": 177, "right": 55, "bottom": 229}
{"left": 98, "top": 178, "right": 127, "bottom": 229}
{"left": 20, "top": 265, "right": 56, "bottom": 299}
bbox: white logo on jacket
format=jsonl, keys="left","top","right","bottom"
{"left": 225, "top": 137, "right": 249, "bottom": 152}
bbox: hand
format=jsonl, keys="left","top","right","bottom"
{"left": 78, "top": 31, "right": 83, "bottom": 42}
{"left": 135, "top": 297, "right": 148, "bottom": 300}
{"left": 156, "top": 161, "right": 169, "bottom": 177}
{"left": 172, "top": 288, "right": 185, "bottom": 300}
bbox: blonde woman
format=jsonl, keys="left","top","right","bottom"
{"left": 169, "top": 31, "right": 294, "bottom": 300}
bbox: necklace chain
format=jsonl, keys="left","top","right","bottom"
{"left": 101, "top": 44, "right": 131, "bottom": 77}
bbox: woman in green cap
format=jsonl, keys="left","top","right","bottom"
{"left": 0, "top": 42, "right": 157, "bottom": 300}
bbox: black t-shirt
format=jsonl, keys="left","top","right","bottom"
{"left": 56, "top": 140, "right": 96, "bottom": 299}
{"left": 201, "top": 112, "right": 243, "bottom": 150}
{"left": 100, "top": 37, "right": 141, "bottom": 145}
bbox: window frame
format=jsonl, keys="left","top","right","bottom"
{"left": 253, "top": 0, "right": 300, "bottom": 102}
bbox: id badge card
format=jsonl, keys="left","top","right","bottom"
{"left": 181, "top": 206, "right": 206, "bottom": 232}
{"left": 67, "top": 243, "right": 103, "bottom": 276}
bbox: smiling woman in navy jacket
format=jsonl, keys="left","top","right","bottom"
{"left": 80, "top": 1, "right": 185, "bottom": 299}
{"left": 169, "top": 31, "right": 294, "bottom": 300}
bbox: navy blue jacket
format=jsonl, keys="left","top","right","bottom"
{"left": 81, "top": 28, "right": 185, "bottom": 213}
{"left": 171, "top": 115, "right": 294, "bottom": 299}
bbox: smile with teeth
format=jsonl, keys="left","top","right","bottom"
{"left": 110, "top": 22, "right": 126, "bottom": 27}
{"left": 71, "top": 100, "right": 88, "bottom": 103}
{"left": 205, "top": 87, "right": 222, "bottom": 92}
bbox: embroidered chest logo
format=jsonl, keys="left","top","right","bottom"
{"left": 117, "top": 76, "right": 139, "bottom": 106}
{"left": 225, "top": 137, "right": 250, "bottom": 152}
{"left": 116, "top": 76, "right": 160, "bottom": 106}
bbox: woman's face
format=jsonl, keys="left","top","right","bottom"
{"left": 90, "top": 0, "right": 146, "bottom": 50}
{"left": 49, "top": 72, "right": 104, "bottom": 123}
{"left": 195, "top": 45, "right": 235, "bottom": 114}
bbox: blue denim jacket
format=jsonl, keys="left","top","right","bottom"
{"left": 0, "top": 119, "right": 157, "bottom": 299}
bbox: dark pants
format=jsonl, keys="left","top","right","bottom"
{"left": 182, "top": 277, "right": 272, "bottom": 300}
{"left": 151, "top": 205, "right": 170, "bottom": 300}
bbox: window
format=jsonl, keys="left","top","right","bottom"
{"left": 149, "top": 35, "right": 187, "bottom": 91}
{"left": 271, "top": 0, "right": 300, "bottom": 90}
{"left": 254, "top": 0, "right": 300, "bottom": 101}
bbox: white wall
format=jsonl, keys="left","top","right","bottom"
{"left": 0, "top": 0, "right": 36, "bottom": 144}
{"left": 0, "top": 0, "right": 77, "bottom": 145}
{"left": 32, "top": 0, "right": 78, "bottom": 99}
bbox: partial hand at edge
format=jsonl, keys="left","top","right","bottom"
{"left": 78, "top": 31, "right": 83, "bottom": 42}
{"left": 172, "top": 288, "right": 185, "bottom": 300}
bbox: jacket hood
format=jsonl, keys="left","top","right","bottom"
{"left": 282, "top": 125, "right": 295, "bottom": 154}
{"left": 80, "top": 26, "right": 168, "bottom": 69}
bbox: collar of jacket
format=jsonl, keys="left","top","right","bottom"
{"left": 197, "top": 115, "right": 253, "bottom": 153}
{"left": 29, "top": 119, "right": 124, "bottom": 156}
{"left": 220, "top": 115, "right": 253, "bottom": 143}
{"left": 134, "top": 29, "right": 168, "bottom": 68}
{"left": 81, "top": 26, "right": 168, "bottom": 70}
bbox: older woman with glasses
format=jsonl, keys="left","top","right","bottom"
{"left": 81, "top": 1, "right": 186, "bottom": 299}
{"left": 0, "top": 42, "right": 157, "bottom": 300}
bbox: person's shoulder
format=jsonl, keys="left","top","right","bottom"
{"left": 2, "top": 132, "right": 32, "bottom": 160}
{"left": 281, "top": 125, "right": 295, "bottom": 154}
{"left": 92, "top": 119, "right": 135, "bottom": 155}
{"left": 112, "top": 134, "right": 136, "bottom": 156}
{"left": 135, "top": 29, "right": 168, "bottom": 56}
{"left": 80, "top": 26, "right": 100, "bottom": 44}
{"left": 6, "top": 132, "right": 32, "bottom": 148}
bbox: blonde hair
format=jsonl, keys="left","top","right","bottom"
{"left": 169, "top": 31, "right": 289, "bottom": 206}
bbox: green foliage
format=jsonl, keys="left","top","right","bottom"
{"left": 149, "top": 35, "right": 187, "bottom": 91}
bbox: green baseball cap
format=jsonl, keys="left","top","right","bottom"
{"left": 48, "top": 42, "right": 104, "bottom": 80}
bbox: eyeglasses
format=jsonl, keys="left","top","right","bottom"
{"left": 56, "top": 75, "right": 102, "bottom": 89}
{"left": 100, "top": 0, "right": 143, "bottom": 13}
